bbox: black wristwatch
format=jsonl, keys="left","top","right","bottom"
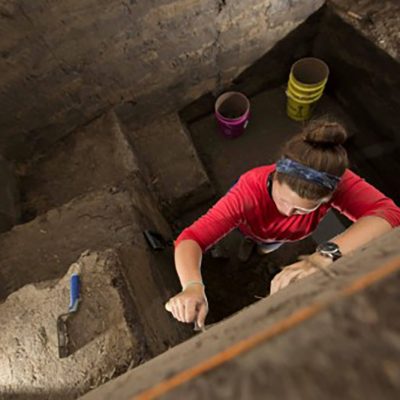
{"left": 316, "top": 242, "right": 342, "bottom": 261}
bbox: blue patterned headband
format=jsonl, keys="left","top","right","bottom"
{"left": 276, "top": 157, "right": 341, "bottom": 191}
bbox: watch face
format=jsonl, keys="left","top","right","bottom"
{"left": 323, "top": 242, "right": 339, "bottom": 252}
{"left": 317, "top": 242, "right": 342, "bottom": 260}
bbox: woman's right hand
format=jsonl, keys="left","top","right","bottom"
{"left": 165, "top": 283, "right": 208, "bottom": 329}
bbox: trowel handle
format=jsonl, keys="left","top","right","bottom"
{"left": 68, "top": 273, "right": 80, "bottom": 313}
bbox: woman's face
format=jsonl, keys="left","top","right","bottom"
{"left": 271, "top": 177, "right": 329, "bottom": 217}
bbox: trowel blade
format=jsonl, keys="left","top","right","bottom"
{"left": 57, "top": 314, "right": 70, "bottom": 358}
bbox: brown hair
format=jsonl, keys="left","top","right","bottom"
{"left": 276, "top": 119, "right": 349, "bottom": 200}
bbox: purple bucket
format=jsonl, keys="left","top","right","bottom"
{"left": 215, "top": 91, "right": 250, "bottom": 139}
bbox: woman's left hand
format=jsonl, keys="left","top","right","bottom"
{"left": 270, "top": 260, "right": 318, "bottom": 295}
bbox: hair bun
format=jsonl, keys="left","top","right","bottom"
{"left": 304, "top": 121, "right": 347, "bottom": 146}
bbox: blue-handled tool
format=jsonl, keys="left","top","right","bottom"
{"left": 68, "top": 273, "right": 80, "bottom": 313}
{"left": 57, "top": 265, "right": 81, "bottom": 358}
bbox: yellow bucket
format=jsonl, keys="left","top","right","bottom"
{"left": 286, "top": 57, "right": 329, "bottom": 121}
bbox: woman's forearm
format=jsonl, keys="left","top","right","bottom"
{"left": 331, "top": 215, "right": 392, "bottom": 255}
{"left": 275, "top": 216, "right": 394, "bottom": 293}
{"left": 174, "top": 239, "right": 203, "bottom": 288}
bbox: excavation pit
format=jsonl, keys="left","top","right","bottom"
{"left": 176, "top": 4, "right": 400, "bottom": 323}
{"left": 1, "top": 1, "right": 400, "bottom": 399}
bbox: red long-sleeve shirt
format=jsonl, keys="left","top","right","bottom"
{"left": 175, "top": 164, "right": 400, "bottom": 252}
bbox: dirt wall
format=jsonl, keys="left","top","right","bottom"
{"left": 313, "top": 6, "right": 400, "bottom": 201}
{"left": 0, "top": 156, "right": 20, "bottom": 231}
{"left": 0, "top": 0, "right": 323, "bottom": 160}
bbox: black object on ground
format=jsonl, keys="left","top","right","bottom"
{"left": 143, "top": 230, "right": 173, "bottom": 251}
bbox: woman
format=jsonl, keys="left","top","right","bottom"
{"left": 165, "top": 120, "right": 400, "bottom": 329}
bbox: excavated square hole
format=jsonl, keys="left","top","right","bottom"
{"left": 2, "top": 4, "right": 400, "bottom": 398}
{"left": 7, "top": 3, "right": 399, "bottom": 333}
{"left": 176, "top": 5, "right": 400, "bottom": 323}
{"left": 12, "top": 5, "right": 400, "bottom": 327}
